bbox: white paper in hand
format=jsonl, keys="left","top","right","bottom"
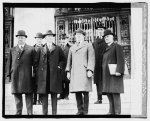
{"left": 108, "top": 64, "right": 117, "bottom": 75}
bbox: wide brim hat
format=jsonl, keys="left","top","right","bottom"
{"left": 103, "top": 29, "right": 115, "bottom": 38}
{"left": 43, "top": 30, "right": 56, "bottom": 38}
{"left": 35, "top": 32, "right": 43, "bottom": 38}
{"left": 16, "top": 30, "right": 27, "bottom": 38}
{"left": 96, "top": 24, "right": 106, "bottom": 29}
{"left": 74, "top": 28, "right": 86, "bottom": 36}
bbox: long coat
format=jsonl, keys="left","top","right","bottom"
{"left": 6, "top": 44, "right": 35, "bottom": 94}
{"left": 35, "top": 43, "right": 66, "bottom": 94}
{"left": 102, "top": 42, "right": 125, "bottom": 93}
{"left": 66, "top": 41, "right": 95, "bottom": 93}
{"left": 92, "top": 37, "right": 107, "bottom": 92}
{"left": 61, "top": 43, "right": 71, "bottom": 81}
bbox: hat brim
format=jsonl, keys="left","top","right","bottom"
{"left": 103, "top": 33, "right": 115, "bottom": 38}
{"left": 43, "top": 34, "right": 56, "bottom": 38}
{"left": 16, "top": 35, "right": 27, "bottom": 38}
{"left": 35, "top": 37, "right": 43, "bottom": 39}
{"left": 74, "top": 32, "right": 86, "bottom": 36}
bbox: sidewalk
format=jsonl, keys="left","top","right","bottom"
{"left": 4, "top": 78, "right": 131, "bottom": 115}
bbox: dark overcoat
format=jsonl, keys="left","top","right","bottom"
{"left": 92, "top": 37, "right": 107, "bottom": 85}
{"left": 61, "top": 43, "right": 71, "bottom": 81}
{"left": 6, "top": 44, "right": 35, "bottom": 94}
{"left": 35, "top": 43, "right": 66, "bottom": 94}
{"left": 102, "top": 42, "right": 125, "bottom": 93}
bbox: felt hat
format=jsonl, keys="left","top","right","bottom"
{"left": 16, "top": 30, "right": 27, "bottom": 38}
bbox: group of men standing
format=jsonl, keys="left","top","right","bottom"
{"left": 6, "top": 24, "right": 125, "bottom": 115}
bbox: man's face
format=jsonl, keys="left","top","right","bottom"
{"left": 61, "top": 38, "right": 65, "bottom": 46}
{"left": 104, "top": 34, "right": 114, "bottom": 44}
{"left": 45, "top": 35, "right": 54, "bottom": 43}
{"left": 17, "top": 36, "right": 26, "bottom": 45}
{"left": 98, "top": 28, "right": 105, "bottom": 37}
{"left": 75, "top": 33, "right": 84, "bottom": 43}
{"left": 35, "top": 38, "right": 43, "bottom": 45}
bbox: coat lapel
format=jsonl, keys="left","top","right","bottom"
{"left": 15, "top": 44, "right": 27, "bottom": 59}
{"left": 49, "top": 43, "right": 56, "bottom": 53}
{"left": 42, "top": 44, "right": 47, "bottom": 56}
{"left": 105, "top": 42, "right": 115, "bottom": 52}
{"left": 75, "top": 41, "right": 87, "bottom": 53}
{"left": 19, "top": 44, "right": 27, "bottom": 58}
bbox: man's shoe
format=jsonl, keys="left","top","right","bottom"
{"left": 106, "top": 112, "right": 115, "bottom": 115}
{"left": 76, "top": 112, "right": 83, "bottom": 115}
{"left": 15, "top": 112, "right": 22, "bottom": 115}
{"left": 27, "top": 113, "right": 33, "bottom": 115}
{"left": 94, "top": 100, "right": 102, "bottom": 104}
{"left": 36, "top": 100, "right": 42, "bottom": 105}
{"left": 57, "top": 96, "right": 64, "bottom": 100}
{"left": 83, "top": 112, "right": 88, "bottom": 115}
{"left": 64, "top": 96, "right": 69, "bottom": 100}
{"left": 115, "top": 112, "right": 121, "bottom": 115}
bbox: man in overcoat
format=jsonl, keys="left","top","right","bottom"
{"left": 35, "top": 30, "right": 66, "bottom": 115}
{"left": 66, "top": 28, "right": 95, "bottom": 115}
{"left": 33, "top": 32, "right": 43, "bottom": 105}
{"left": 92, "top": 25, "right": 107, "bottom": 104}
{"left": 102, "top": 29, "right": 125, "bottom": 115}
{"left": 58, "top": 34, "right": 71, "bottom": 100}
{"left": 6, "top": 30, "right": 36, "bottom": 115}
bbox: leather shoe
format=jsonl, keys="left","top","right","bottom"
{"left": 64, "top": 96, "right": 69, "bottom": 100}
{"left": 94, "top": 100, "right": 102, "bottom": 104}
{"left": 15, "top": 112, "right": 22, "bottom": 115}
{"left": 76, "top": 112, "right": 83, "bottom": 115}
{"left": 57, "top": 96, "right": 64, "bottom": 100}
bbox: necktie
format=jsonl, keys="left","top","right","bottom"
{"left": 20, "top": 46, "right": 23, "bottom": 51}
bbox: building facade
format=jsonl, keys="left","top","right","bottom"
{"left": 54, "top": 8, "right": 131, "bottom": 74}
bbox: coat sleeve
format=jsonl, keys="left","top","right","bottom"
{"left": 87, "top": 43, "right": 95, "bottom": 73}
{"left": 116, "top": 44, "right": 125, "bottom": 74}
{"left": 65, "top": 47, "right": 72, "bottom": 72}
{"left": 58, "top": 46, "right": 66, "bottom": 70}
{"left": 6, "top": 48, "right": 12, "bottom": 80}
{"left": 32, "top": 47, "right": 41, "bottom": 77}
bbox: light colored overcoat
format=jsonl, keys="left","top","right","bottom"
{"left": 66, "top": 41, "right": 95, "bottom": 93}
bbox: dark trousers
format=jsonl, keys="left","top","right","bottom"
{"left": 60, "top": 81, "right": 69, "bottom": 98}
{"left": 75, "top": 92, "right": 89, "bottom": 114}
{"left": 107, "top": 93, "right": 121, "bottom": 115}
{"left": 51, "top": 93, "right": 57, "bottom": 115}
{"left": 33, "top": 93, "right": 37, "bottom": 103}
{"left": 14, "top": 93, "right": 33, "bottom": 115}
{"left": 40, "top": 94, "right": 48, "bottom": 115}
{"left": 39, "top": 93, "right": 57, "bottom": 115}
{"left": 96, "top": 83, "right": 102, "bottom": 101}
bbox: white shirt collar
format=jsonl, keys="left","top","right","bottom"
{"left": 18, "top": 44, "right": 25, "bottom": 49}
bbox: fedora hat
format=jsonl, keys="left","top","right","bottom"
{"left": 96, "top": 24, "right": 106, "bottom": 29}
{"left": 74, "top": 28, "right": 86, "bottom": 36}
{"left": 103, "top": 29, "right": 115, "bottom": 38}
{"left": 43, "top": 30, "right": 56, "bottom": 38}
{"left": 35, "top": 32, "right": 43, "bottom": 38}
{"left": 16, "top": 30, "right": 27, "bottom": 38}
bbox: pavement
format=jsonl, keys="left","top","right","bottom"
{"left": 4, "top": 76, "right": 131, "bottom": 116}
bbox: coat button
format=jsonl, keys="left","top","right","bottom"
{"left": 18, "top": 58, "right": 19, "bottom": 59}
{"left": 41, "top": 68, "right": 43, "bottom": 71}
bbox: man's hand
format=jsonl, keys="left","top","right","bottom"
{"left": 67, "top": 72, "right": 71, "bottom": 80}
{"left": 115, "top": 72, "right": 121, "bottom": 76}
{"left": 87, "top": 70, "right": 93, "bottom": 78}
